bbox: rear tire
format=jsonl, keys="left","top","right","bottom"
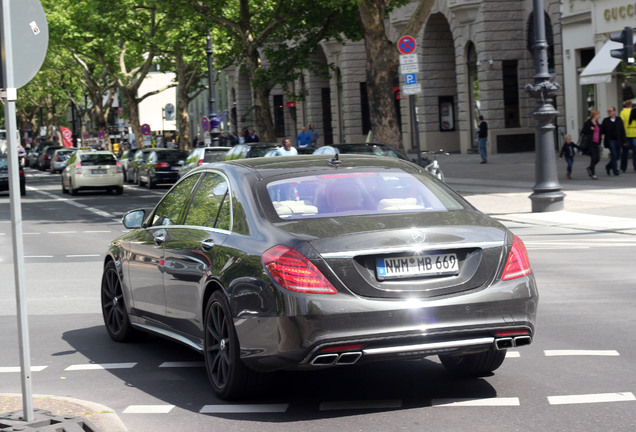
{"left": 439, "top": 349, "right": 506, "bottom": 377}
{"left": 204, "top": 290, "right": 265, "bottom": 400}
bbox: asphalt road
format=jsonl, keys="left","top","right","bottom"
{"left": 1, "top": 167, "right": 635, "bottom": 432}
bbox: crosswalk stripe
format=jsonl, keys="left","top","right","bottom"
{"left": 432, "top": 397, "right": 520, "bottom": 407}
{"left": 123, "top": 405, "right": 175, "bottom": 414}
{"left": 0, "top": 366, "right": 48, "bottom": 373}
{"left": 200, "top": 404, "right": 289, "bottom": 414}
{"left": 548, "top": 392, "right": 635, "bottom": 405}
{"left": 65, "top": 363, "right": 137, "bottom": 371}
{"left": 159, "top": 361, "right": 205, "bottom": 368}
{"left": 544, "top": 350, "right": 620, "bottom": 357}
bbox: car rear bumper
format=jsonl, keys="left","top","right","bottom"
{"left": 234, "top": 277, "right": 538, "bottom": 372}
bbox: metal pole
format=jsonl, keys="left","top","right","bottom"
{"left": 206, "top": 31, "right": 219, "bottom": 145}
{"left": 524, "top": 0, "right": 565, "bottom": 212}
{"left": 409, "top": 95, "right": 422, "bottom": 166}
{"left": 1, "top": 0, "right": 34, "bottom": 421}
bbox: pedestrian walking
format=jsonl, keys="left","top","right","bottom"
{"left": 295, "top": 126, "right": 311, "bottom": 153}
{"left": 619, "top": 100, "right": 636, "bottom": 172}
{"left": 559, "top": 134, "right": 579, "bottom": 179}
{"left": 308, "top": 123, "right": 320, "bottom": 148}
{"left": 581, "top": 109, "right": 602, "bottom": 179}
{"left": 601, "top": 106, "right": 626, "bottom": 176}
{"left": 477, "top": 115, "right": 488, "bottom": 164}
{"left": 275, "top": 138, "right": 298, "bottom": 156}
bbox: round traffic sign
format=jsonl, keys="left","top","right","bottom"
{"left": 397, "top": 35, "right": 416, "bottom": 55}
{"left": 141, "top": 124, "right": 151, "bottom": 136}
{"left": 97, "top": 129, "right": 106, "bottom": 139}
{"left": 82, "top": 131, "right": 90, "bottom": 140}
{"left": 201, "top": 116, "right": 210, "bottom": 132}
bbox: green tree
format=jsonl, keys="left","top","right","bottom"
{"left": 357, "top": 0, "right": 435, "bottom": 148}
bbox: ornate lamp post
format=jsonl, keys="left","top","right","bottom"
{"left": 206, "top": 31, "right": 220, "bottom": 145}
{"left": 525, "top": 0, "right": 565, "bottom": 212}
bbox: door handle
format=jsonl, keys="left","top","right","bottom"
{"left": 201, "top": 239, "right": 215, "bottom": 250}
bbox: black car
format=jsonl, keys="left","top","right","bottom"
{"left": 37, "top": 145, "right": 64, "bottom": 171}
{"left": 27, "top": 141, "right": 52, "bottom": 169}
{"left": 128, "top": 148, "right": 155, "bottom": 185}
{"left": 137, "top": 148, "right": 188, "bottom": 188}
{"left": 101, "top": 155, "right": 538, "bottom": 400}
{"left": 0, "top": 154, "right": 26, "bottom": 196}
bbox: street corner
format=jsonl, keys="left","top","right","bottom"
{"left": 0, "top": 393, "right": 127, "bottom": 432}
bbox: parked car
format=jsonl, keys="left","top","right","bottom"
{"left": 61, "top": 149, "right": 123, "bottom": 195}
{"left": 27, "top": 141, "right": 52, "bottom": 169}
{"left": 224, "top": 142, "right": 280, "bottom": 160}
{"left": 313, "top": 142, "right": 410, "bottom": 160}
{"left": 137, "top": 148, "right": 188, "bottom": 188}
{"left": 0, "top": 154, "right": 26, "bottom": 196}
{"left": 119, "top": 148, "right": 139, "bottom": 183}
{"left": 101, "top": 154, "right": 538, "bottom": 400}
{"left": 179, "top": 146, "right": 230, "bottom": 177}
{"left": 127, "top": 148, "right": 154, "bottom": 185}
{"left": 37, "top": 145, "right": 64, "bottom": 171}
{"left": 50, "top": 148, "right": 76, "bottom": 174}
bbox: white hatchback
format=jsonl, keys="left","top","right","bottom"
{"left": 61, "top": 150, "right": 124, "bottom": 195}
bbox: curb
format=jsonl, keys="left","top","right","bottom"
{"left": 0, "top": 394, "right": 127, "bottom": 432}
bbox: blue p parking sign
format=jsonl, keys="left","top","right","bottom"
{"left": 405, "top": 73, "right": 417, "bottom": 85}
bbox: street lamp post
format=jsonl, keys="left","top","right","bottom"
{"left": 206, "top": 31, "right": 220, "bottom": 145}
{"left": 525, "top": 0, "right": 565, "bottom": 212}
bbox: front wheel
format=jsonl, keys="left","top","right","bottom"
{"left": 204, "top": 291, "right": 263, "bottom": 400}
{"left": 101, "top": 261, "right": 142, "bottom": 342}
{"left": 439, "top": 349, "right": 506, "bottom": 378}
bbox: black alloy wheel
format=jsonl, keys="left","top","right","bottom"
{"left": 204, "top": 290, "right": 262, "bottom": 399}
{"left": 101, "top": 261, "right": 140, "bottom": 342}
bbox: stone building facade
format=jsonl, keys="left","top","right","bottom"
{"left": 219, "top": 0, "right": 564, "bottom": 155}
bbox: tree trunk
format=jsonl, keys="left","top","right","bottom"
{"left": 358, "top": 1, "right": 401, "bottom": 148}
{"left": 121, "top": 87, "right": 143, "bottom": 149}
{"left": 252, "top": 86, "right": 275, "bottom": 142}
{"left": 177, "top": 85, "right": 191, "bottom": 150}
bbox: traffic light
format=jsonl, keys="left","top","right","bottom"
{"left": 610, "top": 26, "right": 634, "bottom": 64}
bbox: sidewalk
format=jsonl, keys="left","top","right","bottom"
{"left": 441, "top": 151, "right": 636, "bottom": 234}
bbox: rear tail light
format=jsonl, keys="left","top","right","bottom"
{"left": 55, "top": 155, "right": 60, "bottom": 161}
{"left": 198, "top": 159, "right": 204, "bottom": 166}
{"left": 262, "top": 245, "right": 337, "bottom": 294}
{"left": 75, "top": 162, "right": 82, "bottom": 174}
{"left": 155, "top": 162, "right": 169, "bottom": 169}
{"left": 116, "top": 161, "right": 122, "bottom": 173}
{"left": 501, "top": 235, "right": 532, "bottom": 281}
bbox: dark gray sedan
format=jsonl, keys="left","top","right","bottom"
{"left": 101, "top": 155, "right": 538, "bottom": 399}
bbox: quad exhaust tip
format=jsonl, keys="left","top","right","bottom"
{"left": 310, "top": 352, "right": 363, "bottom": 366}
{"left": 495, "top": 335, "right": 532, "bottom": 350}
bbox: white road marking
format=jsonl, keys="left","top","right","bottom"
{"left": 33, "top": 190, "right": 114, "bottom": 217}
{"left": 159, "top": 361, "right": 205, "bottom": 368}
{"left": 24, "top": 255, "right": 54, "bottom": 258}
{"left": 432, "top": 397, "right": 520, "bottom": 407}
{"left": 544, "top": 350, "right": 620, "bottom": 357}
{"left": 66, "top": 254, "right": 101, "bottom": 258}
{"left": 506, "top": 351, "right": 520, "bottom": 358}
{"left": 200, "top": 404, "right": 289, "bottom": 414}
{"left": 123, "top": 405, "right": 175, "bottom": 414}
{"left": 0, "top": 366, "right": 48, "bottom": 373}
{"left": 319, "top": 400, "right": 402, "bottom": 411}
{"left": 65, "top": 362, "right": 137, "bottom": 371}
{"left": 548, "top": 392, "right": 635, "bottom": 405}
{"left": 49, "top": 231, "right": 78, "bottom": 234}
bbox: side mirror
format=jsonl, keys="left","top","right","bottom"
{"left": 122, "top": 209, "right": 146, "bottom": 229}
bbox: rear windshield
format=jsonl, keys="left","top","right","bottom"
{"left": 80, "top": 153, "right": 117, "bottom": 166}
{"left": 203, "top": 149, "right": 228, "bottom": 162}
{"left": 266, "top": 170, "right": 464, "bottom": 219}
{"left": 249, "top": 145, "right": 278, "bottom": 158}
{"left": 337, "top": 145, "right": 403, "bottom": 158}
{"left": 157, "top": 150, "right": 188, "bottom": 162}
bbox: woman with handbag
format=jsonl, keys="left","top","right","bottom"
{"left": 580, "top": 109, "right": 601, "bottom": 179}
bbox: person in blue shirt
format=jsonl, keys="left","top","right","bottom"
{"left": 296, "top": 126, "right": 311, "bottom": 151}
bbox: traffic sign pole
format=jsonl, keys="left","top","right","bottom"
{"left": 398, "top": 35, "right": 422, "bottom": 166}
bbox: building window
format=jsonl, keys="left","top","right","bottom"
{"left": 360, "top": 82, "right": 371, "bottom": 135}
{"left": 502, "top": 60, "right": 520, "bottom": 128}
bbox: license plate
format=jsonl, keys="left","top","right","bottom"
{"left": 91, "top": 169, "right": 107, "bottom": 174}
{"left": 376, "top": 253, "right": 459, "bottom": 279}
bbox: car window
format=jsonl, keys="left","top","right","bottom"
{"left": 158, "top": 150, "right": 188, "bottom": 162}
{"left": 184, "top": 173, "right": 231, "bottom": 230}
{"left": 203, "top": 149, "right": 228, "bottom": 163}
{"left": 151, "top": 174, "right": 201, "bottom": 227}
{"left": 266, "top": 170, "right": 464, "bottom": 219}
{"left": 80, "top": 153, "right": 117, "bottom": 166}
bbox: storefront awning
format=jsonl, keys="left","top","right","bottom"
{"left": 579, "top": 40, "right": 622, "bottom": 85}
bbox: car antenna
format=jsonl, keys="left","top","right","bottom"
{"left": 328, "top": 153, "right": 341, "bottom": 168}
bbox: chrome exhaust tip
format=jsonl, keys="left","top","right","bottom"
{"left": 336, "top": 352, "right": 362, "bottom": 365}
{"left": 310, "top": 354, "right": 338, "bottom": 366}
{"left": 513, "top": 336, "right": 532, "bottom": 347}
{"left": 495, "top": 337, "right": 514, "bottom": 350}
